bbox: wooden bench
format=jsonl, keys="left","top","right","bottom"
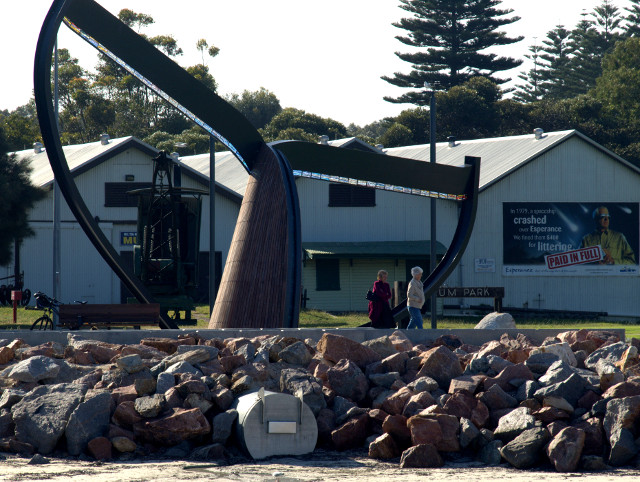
{"left": 58, "top": 303, "right": 161, "bottom": 330}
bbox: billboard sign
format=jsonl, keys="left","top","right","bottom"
{"left": 503, "top": 203, "right": 639, "bottom": 276}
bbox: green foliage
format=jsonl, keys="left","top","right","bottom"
{"left": 226, "top": 88, "right": 282, "bottom": 129}
{"left": 143, "top": 126, "right": 211, "bottom": 155}
{"left": 0, "top": 131, "right": 46, "bottom": 266}
{"left": 260, "top": 108, "right": 348, "bottom": 142}
{"left": 435, "top": 77, "right": 502, "bottom": 140}
{"left": 383, "top": 0, "right": 522, "bottom": 104}
{"left": 0, "top": 101, "right": 41, "bottom": 152}
{"left": 379, "top": 123, "right": 414, "bottom": 148}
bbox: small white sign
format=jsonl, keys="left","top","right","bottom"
{"left": 475, "top": 258, "right": 495, "bottom": 273}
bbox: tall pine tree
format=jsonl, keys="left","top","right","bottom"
{"left": 382, "top": 0, "right": 523, "bottom": 105}
{"left": 624, "top": 0, "right": 640, "bottom": 37}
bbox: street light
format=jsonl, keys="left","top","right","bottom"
{"left": 425, "top": 81, "right": 437, "bottom": 329}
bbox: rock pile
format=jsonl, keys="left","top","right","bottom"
{"left": 0, "top": 329, "right": 639, "bottom": 471}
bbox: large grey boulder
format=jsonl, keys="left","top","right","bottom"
{"left": 584, "top": 341, "right": 628, "bottom": 371}
{"left": 278, "top": 341, "right": 312, "bottom": 365}
{"left": 65, "top": 391, "right": 111, "bottom": 455}
{"left": 500, "top": 426, "right": 551, "bottom": 469}
{"left": 1, "top": 356, "right": 60, "bottom": 383}
{"left": 12, "top": 383, "right": 87, "bottom": 454}
{"left": 474, "top": 312, "right": 516, "bottom": 330}
{"left": 493, "top": 407, "right": 536, "bottom": 442}
{"left": 280, "top": 368, "right": 326, "bottom": 415}
{"left": 534, "top": 373, "right": 588, "bottom": 406}
{"left": 211, "top": 409, "right": 238, "bottom": 444}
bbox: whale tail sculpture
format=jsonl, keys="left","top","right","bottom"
{"left": 34, "top": 0, "right": 480, "bottom": 329}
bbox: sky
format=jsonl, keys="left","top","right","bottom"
{"left": 0, "top": 0, "right": 629, "bottom": 127}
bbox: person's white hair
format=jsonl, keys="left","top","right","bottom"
{"left": 410, "top": 266, "right": 423, "bottom": 276}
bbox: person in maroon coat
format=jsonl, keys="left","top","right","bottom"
{"left": 368, "top": 270, "right": 394, "bottom": 328}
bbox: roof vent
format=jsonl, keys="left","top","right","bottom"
{"left": 33, "top": 142, "right": 44, "bottom": 154}
{"left": 533, "top": 128, "right": 544, "bottom": 140}
{"left": 447, "top": 136, "right": 456, "bottom": 147}
{"left": 318, "top": 135, "right": 329, "bottom": 145}
{"left": 100, "top": 133, "right": 110, "bottom": 145}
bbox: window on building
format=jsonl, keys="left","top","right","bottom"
{"left": 315, "top": 258, "right": 340, "bottom": 291}
{"left": 328, "top": 183, "right": 375, "bottom": 207}
{"left": 105, "top": 182, "right": 152, "bottom": 207}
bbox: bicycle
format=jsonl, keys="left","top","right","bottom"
{"left": 27, "top": 292, "right": 88, "bottom": 330}
{"left": 27, "top": 292, "right": 60, "bottom": 330}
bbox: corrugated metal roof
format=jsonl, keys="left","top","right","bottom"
{"left": 179, "top": 151, "right": 249, "bottom": 197}
{"left": 11, "top": 136, "right": 244, "bottom": 202}
{"left": 385, "top": 130, "right": 584, "bottom": 191}
{"left": 384, "top": 129, "right": 640, "bottom": 192}
{"left": 302, "top": 240, "right": 447, "bottom": 259}
{"left": 14, "top": 136, "right": 138, "bottom": 188}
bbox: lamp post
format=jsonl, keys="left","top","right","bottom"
{"left": 425, "top": 81, "right": 437, "bottom": 329}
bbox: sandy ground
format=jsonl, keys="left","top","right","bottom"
{"left": 1, "top": 450, "right": 640, "bottom": 482}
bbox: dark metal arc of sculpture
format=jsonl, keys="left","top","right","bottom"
{"left": 34, "top": 0, "right": 480, "bottom": 330}
{"left": 390, "top": 156, "right": 481, "bottom": 324}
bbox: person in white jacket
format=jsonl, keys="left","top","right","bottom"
{"left": 406, "top": 266, "right": 425, "bottom": 329}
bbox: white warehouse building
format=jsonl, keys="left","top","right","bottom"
{"left": 5, "top": 129, "right": 640, "bottom": 319}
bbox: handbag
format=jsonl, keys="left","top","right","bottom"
{"left": 366, "top": 289, "right": 378, "bottom": 302}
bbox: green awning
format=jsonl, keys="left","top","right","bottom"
{"left": 302, "top": 240, "right": 447, "bottom": 260}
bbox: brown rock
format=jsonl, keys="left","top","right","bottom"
{"left": 389, "top": 331, "right": 413, "bottom": 352}
{"left": 533, "top": 407, "right": 570, "bottom": 424}
{"left": 381, "top": 387, "right": 413, "bottom": 415}
{"left": 577, "top": 390, "right": 601, "bottom": 411}
{"left": 111, "top": 385, "right": 138, "bottom": 405}
{"left": 382, "top": 414, "right": 411, "bottom": 447}
{"left": 483, "top": 363, "right": 534, "bottom": 392}
{"left": 615, "top": 347, "right": 639, "bottom": 372}
{"left": 0, "top": 346, "right": 14, "bottom": 365}
{"left": 120, "top": 344, "right": 167, "bottom": 360}
{"left": 317, "top": 334, "right": 381, "bottom": 370}
{"left": 140, "top": 337, "right": 180, "bottom": 354}
{"left": 313, "top": 363, "right": 330, "bottom": 382}
{"left": 224, "top": 337, "right": 252, "bottom": 352}
{"left": 380, "top": 352, "right": 409, "bottom": 374}
{"left": 325, "top": 359, "right": 369, "bottom": 402}
{"left": 331, "top": 414, "right": 369, "bottom": 450}
{"left": 134, "top": 408, "right": 210, "bottom": 446}
{"left": 572, "top": 417, "right": 604, "bottom": 456}
{"left": 407, "top": 416, "right": 442, "bottom": 447}
{"left": 369, "top": 433, "right": 400, "bottom": 459}
{"left": 546, "top": 421, "right": 568, "bottom": 437}
{"left": 219, "top": 354, "right": 247, "bottom": 375}
{"left": 87, "top": 437, "right": 112, "bottom": 461}
{"left": 557, "top": 329, "right": 589, "bottom": 345}
{"left": 505, "top": 349, "right": 529, "bottom": 364}
{"left": 399, "top": 443, "right": 443, "bottom": 468}
{"left": 570, "top": 339, "right": 598, "bottom": 355}
{"left": 111, "top": 401, "right": 143, "bottom": 428}
{"left": 547, "top": 427, "right": 586, "bottom": 472}
{"left": 442, "top": 390, "right": 477, "bottom": 419}
{"left": 448, "top": 375, "right": 485, "bottom": 394}
{"left": 6, "top": 339, "right": 25, "bottom": 351}
{"left": 403, "top": 391, "right": 436, "bottom": 418}
{"left": 415, "top": 346, "right": 463, "bottom": 390}
{"left": 0, "top": 438, "right": 34, "bottom": 456}
{"left": 408, "top": 413, "right": 461, "bottom": 451}
{"left": 602, "top": 381, "right": 640, "bottom": 399}
{"left": 164, "top": 387, "right": 184, "bottom": 409}
{"left": 477, "top": 340, "right": 507, "bottom": 358}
